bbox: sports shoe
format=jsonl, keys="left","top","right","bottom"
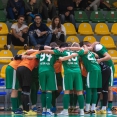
{"left": 42, "top": 112, "right": 46, "bottom": 116}
{"left": 32, "top": 107, "right": 38, "bottom": 112}
{"left": 91, "top": 110, "right": 96, "bottom": 115}
{"left": 58, "top": 110, "right": 69, "bottom": 116}
{"left": 24, "top": 110, "right": 37, "bottom": 115}
{"left": 79, "top": 110, "right": 84, "bottom": 116}
{"left": 12, "top": 109, "right": 23, "bottom": 115}
{"left": 84, "top": 110, "right": 90, "bottom": 115}
{"left": 46, "top": 111, "right": 54, "bottom": 116}
{"left": 96, "top": 110, "right": 106, "bottom": 114}
{"left": 71, "top": 108, "right": 79, "bottom": 113}
{"left": 107, "top": 108, "right": 112, "bottom": 115}
{"left": 50, "top": 107, "right": 57, "bottom": 113}
{"left": 68, "top": 107, "right": 73, "bottom": 113}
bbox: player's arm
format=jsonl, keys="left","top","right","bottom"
{"left": 92, "top": 52, "right": 99, "bottom": 59}
{"left": 97, "top": 52, "right": 111, "bottom": 63}
{"left": 59, "top": 53, "right": 78, "bottom": 61}
{"left": 83, "top": 45, "right": 89, "bottom": 54}
{"left": 91, "top": 42, "right": 100, "bottom": 49}
{"left": 66, "top": 46, "right": 81, "bottom": 51}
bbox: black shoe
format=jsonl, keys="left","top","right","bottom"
{"left": 84, "top": 110, "right": 91, "bottom": 115}
{"left": 24, "top": 45, "right": 28, "bottom": 50}
{"left": 4, "top": 45, "right": 8, "bottom": 50}
{"left": 90, "top": 110, "right": 96, "bottom": 115}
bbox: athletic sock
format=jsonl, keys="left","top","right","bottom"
{"left": 92, "top": 88, "right": 97, "bottom": 104}
{"left": 102, "top": 106, "right": 106, "bottom": 110}
{"left": 86, "top": 88, "right": 91, "bottom": 104}
{"left": 77, "top": 95, "right": 84, "bottom": 109}
{"left": 30, "top": 84, "right": 37, "bottom": 106}
{"left": 43, "top": 107, "right": 46, "bottom": 112}
{"left": 46, "top": 92, "right": 52, "bottom": 109}
{"left": 69, "top": 94, "right": 73, "bottom": 108}
{"left": 73, "top": 94, "right": 78, "bottom": 108}
{"left": 52, "top": 91, "right": 56, "bottom": 107}
{"left": 108, "top": 101, "right": 112, "bottom": 109}
{"left": 102, "top": 91, "right": 108, "bottom": 107}
{"left": 100, "top": 100, "right": 103, "bottom": 108}
{"left": 85, "top": 104, "right": 90, "bottom": 111}
{"left": 91, "top": 104, "right": 96, "bottom": 111}
{"left": 11, "top": 98, "right": 18, "bottom": 111}
{"left": 41, "top": 92, "right": 46, "bottom": 108}
{"left": 17, "top": 91, "right": 22, "bottom": 108}
{"left": 63, "top": 94, "right": 70, "bottom": 109}
{"left": 96, "top": 93, "right": 100, "bottom": 107}
{"left": 21, "top": 92, "right": 30, "bottom": 111}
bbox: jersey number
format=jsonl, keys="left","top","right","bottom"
{"left": 66, "top": 52, "right": 77, "bottom": 61}
{"left": 87, "top": 52, "right": 96, "bottom": 61}
{"left": 40, "top": 53, "right": 52, "bottom": 62}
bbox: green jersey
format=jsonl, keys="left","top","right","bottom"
{"left": 36, "top": 53, "right": 58, "bottom": 73}
{"left": 53, "top": 49, "right": 81, "bottom": 74}
{"left": 94, "top": 44, "right": 114, "bottom": 67}
{"left": 78, "top": 49, "right": 101, "bottom": 72}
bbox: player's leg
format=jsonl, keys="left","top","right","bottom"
{"left": 74, "top": 72, "right": 84, "bottom": 116}
{"left": 39, "top": 72, "right": 46, "bottom": 115}
{"left": 51, "top": 72, "right": 62, "bottom": 112}
{"left": 58, "top": 73, "right": 73, "bottom": 116}
{"left": 107, "top": 66, "right": 115, "bottom": 114}
{"left": 6, "top": 65, "right": 21, "bottom": 114}
{"left": 46, "top": 71, "right": 57, "bottom": 116}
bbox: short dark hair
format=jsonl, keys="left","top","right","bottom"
{"left": 79, "top": 41, "right": 91, "bottom": 47}
{"left": 59, "top": 43, "right": 68, "bottom": 48}
{"left": 17, "top": 15, "right": 25, "bottom": 20}
{"left": 34, "top": 14, "right": 42, "bottom": 19}
{"left": 50, "top": 42, "right": 58, "bottom": 48}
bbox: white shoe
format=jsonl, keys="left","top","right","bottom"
{"left": 107, "top": 108, "right": 112, "bottom": 115}
{"left": 80, "top": 110, "right": 84, "bottom": 116}
{"left": 58, "top": 110, "right": 69, "bottom": 116}
{"left": 46, "top": 111, "right": 54, "bottom": 116}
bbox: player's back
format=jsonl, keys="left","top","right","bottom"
{"left": 39, "top": 53, "right": 57, "bottom": 73}
{"left": 80, "top": 51, "right": 101, "bottom": 72}
{"left": 62, "top": 50, "right": 81, "bottom": 74}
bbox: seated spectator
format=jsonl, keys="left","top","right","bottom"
{"left": 6, "top": 0, "right": 25, "bottom": 21}
{"left": 58, "top": 0, "right": 76, "bottom": 29}
{"left": 4, "top": 15, "right": 28, "bottom": 50}
{"left": 39, "top": 0, "right": 56, "bottom": 22}
{"left": 99, "top": 0, "right": 111, "bottom": 10}
{"left": 28, "top": 14, "right": 52, "bottom": 47}
{"left": 49, "top": 16, "right": 66, "bottom": 45}
{"left": 86, "top": 0, "right": 100, "bottom": 11}
{"left": 73, "top": 0, "right": 88, "bottom": 10}
{"left": 25, "top": 0, "right": 39, "bottom": 25}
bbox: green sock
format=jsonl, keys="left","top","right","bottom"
{"left": 108, "top": 101, "right": 112, "bottom": 109}
{"left": 17, "top": 91, "right": 21, "bottom": 108}
{"left": 92, "top": 88, "right": 97, "bottom": 104}
{"left": 86, "top": 88, "right": 91, "bottom": 103}
{"left": 73, "top": 94, "right": 77, "bottom": 107}
{"left": 70, "top": 94, "right": 73, "bottom": 107}
{"left": 78, "top": 95, "right": 84, "bottom": 109}
{"left": 46, "top": 92, "right": 52, "bottom": 109}
{"left": 52, "top": 91, "right": 56, "bottom": 107}
{"left": 11, "top": 98, "right": 18, "bottom": 111}
{"left": 41, "top": 92, "right": 46, "bottom": 108}
{"left": 100, "top": 100, "right": 103, "bottom": 108}
{"left": 63, "top": 94, "right": 70, "bottom": 109}
{"left": 30, "top": 84, "right": 37, "bottom": 105}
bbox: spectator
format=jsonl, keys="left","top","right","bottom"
{"left": 73, "top": 0, "right": 88, "bottom": 10}
{"left": 6, "top": 0, "right": 25, "bottom": 21}
{"left": 4, "top": 15, "right": 28, "bottom": 50}
{"left": 25, "top": 0, "right": 39, "bottom": 25}
{"left": 86, "top": 0, "right": 100, "bottom": 11}
{"left": 39, "top": 0, "right": 56, "bottom": 22}
{"left": 28, "top": 14, "right": 52, "bottom": 47}
{"left": 49, "top": 16, "right": 66, "bottom": 45}
{"left": 58, "top": 0, "right": 76, "bottom": 29}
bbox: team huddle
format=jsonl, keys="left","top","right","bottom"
{"left": 6, "top": 41, "right": 115, "bottom": 116}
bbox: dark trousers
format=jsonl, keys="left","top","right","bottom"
{"left": 41, "top": 5, "right": 56, "bottom": 20}
{"left": 7, "top": 33, "right": 28, "bottom": 46}
{"left": 7, "top": 7, "right": 24, "bottom": 20}
{"left": 51, "top": 33, "right": 65, "bottom": 42}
